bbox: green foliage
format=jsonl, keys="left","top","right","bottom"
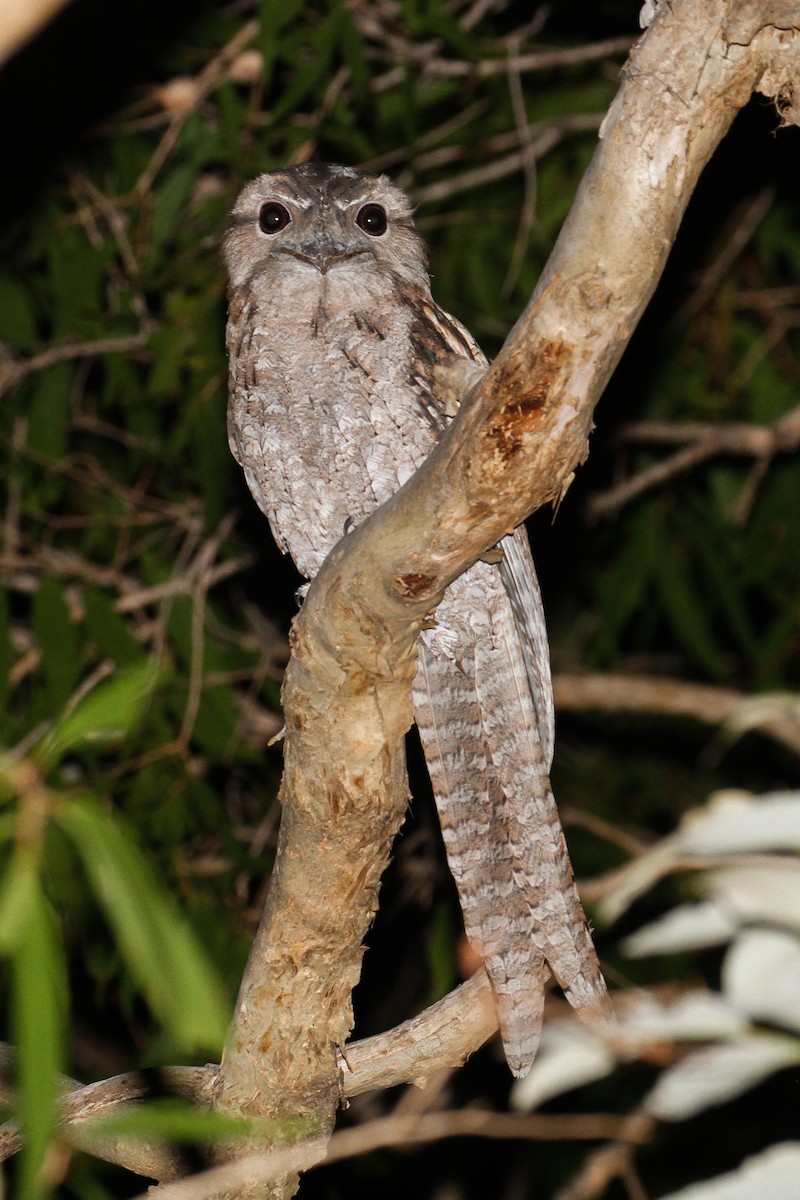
{"left": 0, "top": 0, "right": 798, "bottom": 1197}
{"left": 9, "top": 884, "right": 66, "bottom": 1200}
{"left": 57, "top": 798, "right": 229, "bottom": 1050}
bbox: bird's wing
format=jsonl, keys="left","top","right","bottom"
{"left": 411, "top": 298, "right": 555, "bottom": 765}
{"left": 499, "top": 528, "right": 555, "bottom": 769}
{"left": 407, "top": 300, "right": 607, "bottom": 1075}
{"left": 226, "top": 282, "right": 292, "bottom": 556}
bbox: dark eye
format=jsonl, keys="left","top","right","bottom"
{"left": 355, "top": 203, "right": 388, "bottom": 236}
{"left": 258, "top": 202, "right": 291, "bottom": 234}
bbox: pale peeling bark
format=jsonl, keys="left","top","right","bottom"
{"left": 0, "top": 0, "right": 72, "bottom": 65}
{"left": 210, "top": 3, "right": 800, "bottom": 1197}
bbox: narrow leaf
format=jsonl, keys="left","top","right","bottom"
{"left": 656, "top": 542, "right": 727, "bottom": 678}
{"left": 723, "top": 929, "right": 800, "bottom": 1033}
{"left": 37, "top": 662, "right": 160, "bottom": 766}
{"left": 32, "top": 578, "right": 80, "bottom": 712}
{"left": 646, "top": 1037, "right": 800, "bottom": 1121}
{"left": 57, "top": 798, "right": 229, "bottom": 1052}
{"left": 12, "top": 882, "right": 67, "bottom": 1200}
{"left": 511, "top": 1024, "right": 614, "bottom": 1112}
{"left": 657, "top": 1142, "right": 800, "bottom": 1200}
{"left": 622, "top": 899, "right": 737, "bottom": 957}
{"left": 680, "top": 789, "right": 800, "bottom": 856}
{"left": 708, "top": 865, "right": 800, "bottom": 933}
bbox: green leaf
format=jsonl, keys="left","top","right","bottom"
{"left": 592, "top": 508, "right": 658, "bottom": 662}
{"left": 57, "top": 798, "right": 229, "bottom": 1052}
{"left": 190, "top": 386, "right": 231, "bottom": 526}
{"left": 681, "top": 504, "right": 759, "bottom": 663}
{"left": 0, "top": 276, "right": 38, "bottom": 349}
{"left": 11, "top": 882, "right": 66, "bottom": 1200}
{"left": 337, "top": 5, "right": 369, "bottom": 100}
{"left": 81, "top": 1096, "right": 253, "bottom": 1144}
{"left": 26, "top": 363, "right": 71, "bottom": 463}
{"left": 0, "top": 589, "right": 11, "bottom": 726}
{"left": 37, "top": 662, "right": 160, "bottom": 766}
{"left": 188, "top": 683, "right": 239, "bottom": 760}
{"left": 268, "top": 9, "right": 342, "bottom": 125}
{"left": 656, "top": 542, "right": 727, "bottom": 679}
{"left": 419, "top": 8, "right": 479, "bottom": 60}
{"left": 48, "top": 228, "right": 104, "bottom": 339}
{"left": 0, "top": 855, "right": 40, "bottom": 951}
{"left": 33, "top": 578, "right": 81, "bottom": 712}
{"left": 149, "top": 164, "right": 197, "bottom": 260}
{"left": 259, "top": 0, "right": 306, "bottom": 84}
{"left": 426, "top": 901, "right": 456, "bottom": 1007}
{"left": 82, "top": 588, "right": 144, "bottom": 668}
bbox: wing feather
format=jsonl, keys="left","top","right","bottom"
{"left": 499, "top": 529, "right": 555, "bottom": 769}
{"left": 414, "top": 580, "right": 547, "bottom": 1075}
{"left": 413, "top": 299, "right": 556, "bottom": 769}
{"left": 402, "top": 300, "right": 608, "bottom": 1071}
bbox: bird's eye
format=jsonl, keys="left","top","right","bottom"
{"left": 258, "top": 202, "right": 291, "bottom": 234}
{"left": 355, "top": 204, "right": 388, "bottom": 236}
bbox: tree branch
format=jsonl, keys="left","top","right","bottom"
{"left": 0, "top": 0, "right": 71, "bottom": 65}
{"left": 0, "top": 974, "right": 496, "bottom": 1180}
{"left": 553, "top": 672, "right": 800, "bottom": 758}
{"left": 0, "top": 333, "right": 151, "bottom": 401}
{"left": 588, "top": 403, "right": 800, "bottom": 519}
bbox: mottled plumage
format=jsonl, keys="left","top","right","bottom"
{"left": 224, "top": 163, "right": 608, "bottom": 1076}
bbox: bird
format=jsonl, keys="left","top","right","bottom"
{"left": 223, "top": 162, "right": 608, "bottom": 1077}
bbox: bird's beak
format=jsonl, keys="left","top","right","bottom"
{"left": 279, "top": 233, "right": 368, "bottom": 275}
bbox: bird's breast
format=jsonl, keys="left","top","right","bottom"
{"left": 233, "top": 269, "right": 438, "bottom": 577}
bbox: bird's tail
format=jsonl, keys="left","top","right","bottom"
{"left": 413, "top": 558, "right": 609, "bottom": 1078}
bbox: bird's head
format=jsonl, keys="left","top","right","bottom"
{"left": 223, "top": 162, "right": 428, "bottom": 293}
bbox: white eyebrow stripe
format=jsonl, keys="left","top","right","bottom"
{"left": 333, "top": 193, "right": 373, "bottom": 211}
{"left": 265, "top": 184, "right": 315, "bottom": 210}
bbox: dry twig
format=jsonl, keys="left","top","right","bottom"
{"left": 130, "top": 1108, "right": 641, "bottom": 1200}
{"left": 588, "top": 402, "right": 800, "bottom": 519}
{"left": 0, "top": 333, "right": 151, "bottom": 400}
{"left": 553, "top": 1109, "right": 656, "bottom": 1200}
{"left": 554, "top": 671, "right": 800, "bottom": 757}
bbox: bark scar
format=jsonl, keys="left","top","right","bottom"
{"left": 485, "top": 338, "right": 570, "bottom": 462}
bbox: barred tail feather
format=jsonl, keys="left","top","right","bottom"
{"left": 414, "top": 635, "right": 547, "bottom": 1075}
{"left": 413, "top": 558, "right": 608, "bottom": 1077}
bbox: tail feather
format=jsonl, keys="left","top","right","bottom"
{"left": 414, "top": 635, "right": 547, "bottom": 1074}
{"left": 413, "top": 548, "right": 608, "bottom": 1077}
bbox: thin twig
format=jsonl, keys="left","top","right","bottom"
{"left": 552, "top": 1109, "right": 655, "bottom": 1200}
{"left": 371, "top": 35, "right": 634, "bottom": 91}
{"left": 133, "top": 20, "right": 259, "bottom": 199}
{"left": 588, "top": 403, "right": 800, "bottom": 519}
{"left": 674, "top": 186, "right": 776, "bottom": 326}
{"left": 133, "top": 1108, "right": 640, "bottom": 1200}
{"left": 501, "top": 30, "right": 539, "bottom": 297}
{"left": 0, "top": 334, "right": 150, "bottom": 400}
{"left": 553, "top": 672, "right": 800, "bottom": 757}
{"left": 413, "top": 116, "right": 601, "bottom": 204}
